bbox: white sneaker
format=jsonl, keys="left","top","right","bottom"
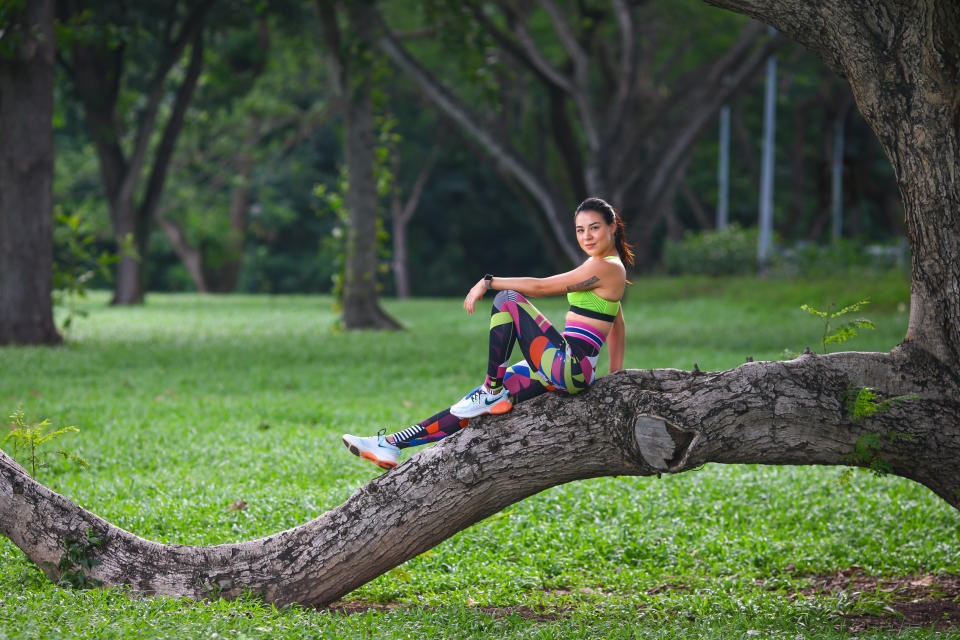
{"left": 342, "top": 429, "right": 401, "bottom": 469}
{"left": 450, "top": 385, "right": 513, "bottom": 418}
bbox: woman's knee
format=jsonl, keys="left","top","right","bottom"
{"left": 493, "top": 289, "right": 519, "bottom": 307}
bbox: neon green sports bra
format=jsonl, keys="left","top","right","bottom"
{"left": 566, "top": 256, "right": 622, "bottom": 322}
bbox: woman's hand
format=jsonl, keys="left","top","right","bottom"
{"left": 463, "top": 279, "right": 487, "bottom": 314}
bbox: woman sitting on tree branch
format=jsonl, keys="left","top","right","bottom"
{"left": 343, "top": 197, "right": 633, "bottom": 469}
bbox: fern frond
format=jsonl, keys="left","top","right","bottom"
{"left": 35, "top": 425, "right": 79, "bottom": 445}
{"left": 851, "top": 386, "right": 879, "bottom": 421}
{"left": 800, "top": 304, "right": 827, "bottom": 318}
{"left": 832, "top": 298, "right": 871, "bottom": 318}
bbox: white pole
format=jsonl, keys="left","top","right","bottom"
{"left": 757, "top": 28, "right": 777, "bottom": 268}
{"left": 717, "top": 104, "right": 730, "bottom": 230}
{"left": 831, "top": 111, "right": 846, "bottom": 241}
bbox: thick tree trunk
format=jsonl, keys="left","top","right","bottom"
{"left": 704, "top": 0, "right": 960, "bottom": 364}
{"left": 0, "top": 0, "right": 61, "bottom": 345}
{"left": 1, "top": 347, "right": 957, "bottom": 607}
{"left": 325, "top": 2, "right": 401, "bottom": 330}
{"left": 341, "top": 69, "right": 401, "bottom": 329}
{"left": 110, "top": 203, "right": 146, "bottom": 305}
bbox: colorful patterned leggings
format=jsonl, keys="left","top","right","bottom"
{"left": 391, "top": 290, "right": 605, "bottom": 449}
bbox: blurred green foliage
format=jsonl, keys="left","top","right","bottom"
{"left": 664, "top": 226, "right": 908, "bottom": 279}
{"left": 48, "top": 0, "right": 903, "bottom": 297}
{"left": 663, "top": 225, "right": 758, "bottom": 276}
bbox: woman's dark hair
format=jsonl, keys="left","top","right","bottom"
{"left": 574, "top": 197, "right": 636, "bottom": 266}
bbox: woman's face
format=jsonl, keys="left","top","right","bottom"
{"left": 575, "top": 210, "right": 616, "bottom": 258}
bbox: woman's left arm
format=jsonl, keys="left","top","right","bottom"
{"left": 463, "top": 263, "right": 603, "bottom": 314}
{"left": 608, "top": 307, "right": 626, "bottom": 372}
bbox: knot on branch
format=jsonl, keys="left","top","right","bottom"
{"left": 633, "top": 414, "right": 698, "bottom": 472}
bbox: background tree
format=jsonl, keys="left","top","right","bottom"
{"left": 373, "top": 0, "right": 784, "bottom": 268}
{"left": 156, "top": 8, "right": 340, "bottom": 294}
{"left": 0, "top": 0, "right": 61, "bottom": 345}
{"left": 155, "top": 13, "right": 271, "bottom": 293}
{"left": 57, "top": 0, "right": 215, "bottom": 304}
{"left": 318, "top": 0, "right": 400, "bottom": 329}
{"left": 390, "top": 139, "right": 439, "bottom": 299}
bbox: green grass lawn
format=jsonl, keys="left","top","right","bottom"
{"left": 1, "top": 273, "right": 957, "bottom": 639}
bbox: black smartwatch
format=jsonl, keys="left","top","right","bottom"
{"left": 483, "top": 274, "right": 494, "bottom": 289}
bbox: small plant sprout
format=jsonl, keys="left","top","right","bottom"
{"left": 848, "top": 385, "right": 919, "bottom": 423}
{"left": 839, "top": 385, "right": 921, "bottom": 479}
{"left": 46, "top": 528, "right": 104, "bottom": 589}
{"left": 3, "top": 409, "right": 87, "bottom": 477}
{"left": 801, "top": 299, "right": 876, "bottom": 354}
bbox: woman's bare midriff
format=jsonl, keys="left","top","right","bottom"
{"left": 565, "top": 311, "right": 614, "bottom": 337}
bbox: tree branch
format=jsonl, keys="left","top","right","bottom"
{"left": 537, "top": 0, "right": 589, "bottom": 77}
{"left": 393, "top": 145, "right": 439, "bottom": 227}
{"left": 616, "top": 23, "right": 783, "bottom": 204}
{"left": 1, "top": 348, "right": 956, "bottom": 607}
{"left": 603, "top": 0, "right": 637, "bottom": 143}
{"left": 138, "top": 29, "right": 205, "bottom": 223}
{"left": 371, "top": 7, "right": 580, "bottom": 262}
{"left": 701, "top": 0, "right": 846, "bottom": 73}
{"left": 118, "top": 0, "right": 215, "bottom": 207}
{"left": 492, "top": 0, "right": 575, "bottom": 94}
{"left": 534, "top": 0, "right": 602, "bottom": 163}
{"left": 157, "top": 217, "right": 208, "bottom": 292}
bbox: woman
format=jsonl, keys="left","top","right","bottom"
{"left": 342, "top": 197, "right": 633, "bottom": 469}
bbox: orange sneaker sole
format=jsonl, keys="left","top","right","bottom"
{"left": 346, "top": 443, "right": 397, "bottom": 470}
{"left": 489, "top": 400, "right": 513, "bottom": 414}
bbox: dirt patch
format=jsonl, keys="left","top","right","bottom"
{"left": 325, "top": 571, "right": 960, "bottom": 632}
{"left": 323, "top": 599, "right": 567, "bottom": 622}
{"left": 784, "top": 568, "right": 960, "bottom": 633}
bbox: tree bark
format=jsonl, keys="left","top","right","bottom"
{"left": 0, "top": 0, "right": 61, "bottom": 345}
{"left": 1, "top": 347, "right": 957, "bottom": 607}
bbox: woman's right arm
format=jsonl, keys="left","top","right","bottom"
{"left": 607, "top": 307, "right": 626, "bottom": 372}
